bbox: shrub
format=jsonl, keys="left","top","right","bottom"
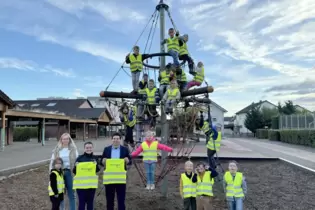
{"left": 271, "top": 116, "right": 279, "bottom": 129}
{"left": 278, "top": 129, "right": 315, "bottom": 147}
{"left": 13, "top": 127, "right": 38, "bottom": 142}
{"left": 256, "top": 129, "right": 269, "bottom": 139}
{"left": 268, "top": 129, "right": 280, "bottom": 141}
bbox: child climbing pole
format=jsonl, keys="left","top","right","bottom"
{"left": 162, "top": 79, "right": 180, "bottom": 115}
{"left": 161, "top": 28, "right": 181, "bottom": 70}
{"left": 158, "top": 63, "right": 175, "bottom": 98}
{"left": 179, "top": 34, "right": 195, "bottom": 74}
{"left": 144, "top": 79, "right": 160, "bottom": 128}
{"left": 131, "top": 130, "right": 173, "bottom": 190}
{"left": 223, "top": 161, "right": 247, "bottom": 210}
{"left": 119, "top": 102, "right": 137, "bottom": 147}
{"left": 186, "top": 62, "right": 205, "bottom": 90}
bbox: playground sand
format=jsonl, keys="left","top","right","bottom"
{"left": 0, "top": 160, "right": 315, "bottom": 210}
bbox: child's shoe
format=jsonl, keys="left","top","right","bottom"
{"left": 146, "top": 185, "right": 150, "bottom": 190}
{"left": 150, "top": 184, "right": 155, "bottom": 190}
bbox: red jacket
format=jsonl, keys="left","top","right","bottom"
{"left": 131, "top": 139, "right": 173, "bottom": 157}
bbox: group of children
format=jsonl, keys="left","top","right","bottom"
{"left": 181, "top": 160, "right": 247, "bottom": 210}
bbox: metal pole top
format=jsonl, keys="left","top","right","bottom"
{"left": 156, "top": 0, "right": 169, "bottom": 11}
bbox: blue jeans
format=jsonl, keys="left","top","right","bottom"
{"left": 60, "top": 169, "right": 76, "bottom": 210}
{"left": 144, "top": 162, "right": 156, "bottom": 185}
{"left": 168, "top": 50, "right": 180, "bottom": 67}
{"left": 227, "top": 198, "right": 243, "bottom": 210}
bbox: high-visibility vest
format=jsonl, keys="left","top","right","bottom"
{"left": 167, "top": 88, "right": 179, "bottom": 100}
{"left": 196, "top": 171, "right": 214, "bottom": 196}
{"left": 224, "top": 172, "right": 244, "bottom": 198}
{"left": 123, "top": 107, "right": 137, "bottom": 127}
{"left": 179, "top": 42, "right": 188, "bottom": 56}
{"left": 48, "top": 171, "right": 65, "bottom": 196}
{"left": 129, "top": 54, "right": 143, "bottom": 72}
{"left": 73, "top": 162, "right": 98, "bottom": 189}
{"left": 167, "top": 37, "right": 179, "bottom": 52}
{"left": 103, "top": 159, "right": 127, "bottom": 184}
{"left": 160, "top": 71, "right": 170, "bottom": 84}
{"left": 201, "top": 121, "right": 210, "bottom": 134}
{"left": 145, "top": 88, "right": 157, "bottom": 105}
{"left": 181, "top": 173, "right": 197, "bottom": 198}
{"left": 138, "top": 80, "right": 147, "bottom": 94}
{"left": 193, "top": 66, "right": 204, "bottom": 83}
{"left": 207, "top": 131, "right": 222, "bottom": 152}
{"left": 142, "top": 141, "right": 158, "bottom": 161}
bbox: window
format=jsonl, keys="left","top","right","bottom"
{"left": 212, "top": 117, "right": 217, "bottom": 122}
{"left": 47, "top": 103, "right": 56, "bottom": 107}
{"left": 31, "top": 104, "right": 40, "bottom": 107}
{"left": 18, "top": 104, "right": 24, "bottom": 107}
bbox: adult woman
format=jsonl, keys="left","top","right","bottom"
{"left": 49, "top": 133, "right": 78, "bottom": 210}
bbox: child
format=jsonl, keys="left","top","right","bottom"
{"left": 162, "top": 79, "right": 181, "bottom": 115}
{"left": 180, "top": 161, "right": 197, "bottom": 210}
{"left": 161, "top": 28, "right": 180, "bottom": 68}
{"left": 119, "top": 102, "right": 136, "bottom": 147}
{"left": 223, "top": 161, "right": 247, "bottom": 210}
{"left": 144, "top": 79, "right": 160, "bottom": 127}
{"left": 48, "top": 157, "right": 64, "bottom": 210}
{"left": 131, "top": 130, "right": 173, "bottom": 190}
{"left": 186, "top": 61, "right": 205, "bottom": 90}
{"left": 195, "top": 162, "right": 218, "bottom": 210}
{"left": 158, "top": 63, "right": 175, "bottom": 98}
{"left": 179, "top": 34, "right": 194, "bottom": 74}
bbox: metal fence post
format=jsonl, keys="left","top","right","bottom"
{"left": 305, "top": 114, "right": 307, "bottom": 129}
{"left": 285, "top": 115, "right": 288, "bottom": 129}
{"left": 297, "top": 114, "right": 299, "bottom": 130}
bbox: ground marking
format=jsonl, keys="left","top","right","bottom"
{"left": 279, "top": 158, "right": 315, "bottom": 173}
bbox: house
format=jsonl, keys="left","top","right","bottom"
{"left": 234, "top": 100, "right": 277, "bottom": 134}
{"left": 294, "top": 105, "right": 312, "bottom": 113}
{"left": 224, "top": 116, "right": 234, "bottom": 125}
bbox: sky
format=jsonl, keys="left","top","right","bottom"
{"left": 0, "top": 0, "right": 315, "bottom": 115}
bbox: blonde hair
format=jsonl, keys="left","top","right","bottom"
{"left": 185, "top": 160, "right": 193, "bottom": 167}
{"left": 56, "top": 133, "right": 77, "bottom": 150}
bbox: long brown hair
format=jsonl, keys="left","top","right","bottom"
{"left": 52, "top": 157, "right": 63, "bottom": 170}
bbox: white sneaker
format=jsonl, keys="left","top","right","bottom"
{"left": 150, "top": 184, "right": 155, "bottom": 190}
{"left": 146, "top": 185, "right": 150, "bottom": 190}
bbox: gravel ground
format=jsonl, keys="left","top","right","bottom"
{"left": 0, "top": 160, "right": 315, "bottom": 210}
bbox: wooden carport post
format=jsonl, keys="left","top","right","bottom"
{"left": 83, "top": 122, "right": 86, "bottom": 142}
{"left": 41, "top": 118, "right": 46, "bottom": 146}
{"left": 67, "top": 120, "right": 71, "bottom": 133}
{"left": 95, "top": 123, "right": 98, "bottom": 140}
{"left": 0, "top": 110, "right": 6, "bottom": 151}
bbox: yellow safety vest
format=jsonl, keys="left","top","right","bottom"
{"left": 48, "top": 171, "right": 65, "bottom": 196}
{"left": 167, "top": 88, "right": 179, "bottom": 100}
{"left": 181, "top": 173, "right": 197, "bottom": 198}
{"left": 201, "top": 121, "right": 210, "bottom": 134}
{"left": 73, "top": 162, "right": 98, "bottom": 189}
{"left": 193, "top": 66, "right": 204, "bottom": 83}
{"left": 196, "top": 171, "right": 214, "bottom": 196}
{"left": 224, "top": 172, "right": 244, "bottom": 198}
{"left": 129, "top": 54, "right": 143, "bottom": 72}
{"left": 123, "top": 107, "right": 137, "bottom": 127}
{"left": 160, "top": 71, "right": 170, "bottom": 85}
{"left": 103, "top": 159, "right": 127, "bottom": 184}
{"left": 179, "top": 70, "right": 187, "bottom": 82}
{"left": 207, "top": 131, "right": 222, "bottom": 152}
{"left": 167, "top": 37, "right": 179, "bottom": 52}
{"left": 142, "top": 141, "right": 158, "bottom": 161}
{"left": 145, "top": 88, "right": 157, "bottom": 105}
{"left": 179, "top": 42, "right": 188, "bottom": 56}
{"left": 138, "top": 80, "right": 147, "bottom": 94}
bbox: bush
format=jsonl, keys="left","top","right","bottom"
{"left": 256, "top": 129, "right": 268, "bottom": 139}
{"left": 13, "top": 127, "right": 38, "bottom": 142}
{"left": 268, "top": 129, "right": 280, "bottom": 141}
{"left": 278, "top": 129, "right": 315, "bottom": 147}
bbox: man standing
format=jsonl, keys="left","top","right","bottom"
{"left": 102, "top": 133, "right": 131, "bottom": 210}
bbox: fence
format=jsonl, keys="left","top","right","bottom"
{"left": 279, "top": 114, "right": 315, "bottom": 130}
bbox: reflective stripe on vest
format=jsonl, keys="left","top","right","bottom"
{"left": 103, "top": 159, "right": 127, "bottom": 184}
{"left": 207, "top": 131, "right": 222, "bottom": 152}
{"left": 193, "top": 66, "right": 204, "bottom": 83}
{"left": 167, "top": 37, "right": 179, "bottom": 52}
{"left": 224, "top": 172, "right": 244, "bottom": 198}
{"left": 181, "top": 173, "right": 197, "bottom": 198}
{"left": 142, "top": 141, "right": 158, "bottom": 161}
{"left": 196, "top": 171, "right": 214, "bottom": 196}
{"left": 48, "top": 171, "right": 64, "bottom": 196}
{"left": 138, "top": 80, "right": 147, "bottom": 94}
{"left": 129, "top": 54, "right": 143, "bottom": 72}
{"left": 179, "top": 42, "right": 188, "bottom": 56}
{"left": 145, "top": 88, "right": 157, "bottom": 104}
{"left": 160, "top": 71, "right": 170, "bottom": 84}
{"left": 167, "top": 88, "right": 179, "bottom": 100}
{"left": 73, "top": 162, "right": 98, "bottom": 189}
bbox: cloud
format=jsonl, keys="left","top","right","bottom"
{"left": 265, "top": 80, "right": 315, "bottom": 92}
{"left": 72, "top": 88, "right": 85, "bottom": 98}
{"left": 0, "top": 57, "right": 75, "bottom": 78}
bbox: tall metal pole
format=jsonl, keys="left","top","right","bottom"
{"left": 156, "top": 0, "right": 168, "bottom": 197}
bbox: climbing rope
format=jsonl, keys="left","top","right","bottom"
{"left": 166, "top": 8, "right": 178, "bottom": 31}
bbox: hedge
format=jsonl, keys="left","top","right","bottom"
{"left": 256, "top": 129, "right": 315, "bottom": 148}
{"left": 13, "top": 127, "right": 38, "bottom": 142}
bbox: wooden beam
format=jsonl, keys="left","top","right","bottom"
{"left": 6, "top": 110, "right": 69, "bottom": 120}
{"left": 70, "top": 118, "right": 97, "bottom": 124}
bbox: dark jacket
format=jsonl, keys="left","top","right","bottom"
{"left": 72, "top": 153, "right": 100, "bottom": 175}
{"left": 101, "top": 145, "right": 132, "bottom": 170}
{"left": 49, "top": 169, "right": 64, "bottom": 200}
{"left": 125, "top": 53, "right": 150, "bottom": 64}
{"left": 139, "top": 80, "right": 148, "bottom": 89}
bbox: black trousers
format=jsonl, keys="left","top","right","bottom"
{"left": 105, "top": 184, "right": 126, "bottom": 210}
{"left": 207, "top": 148, "right": 217, "bottom": 170}
{"left": 50, "top": 196, "right": 61, "bottom": 210}
{"left": 183, "top": 197, "right": 197, "bottom": 210}
{"left": 179, "top": 54, "right": 194, "bottom": 73}
{"left": 125, "top": 126, "right": 134, "bottom": 144}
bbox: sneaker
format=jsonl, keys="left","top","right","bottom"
{"left": 150, "top": 184, "right": 155, "bottom": 190}
{"left": 146, "top": 185, "right": 151, "bottom": 190}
